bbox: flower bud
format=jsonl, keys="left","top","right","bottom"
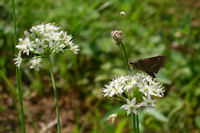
{"left": 120, "top": 11, "right": 126, "bottom": 16}
{"left": 111, "top": 30, "right": 122, "bottom": 45}
{"left": 31, "top": 33, "right": 36, "bottom": 39}
{"left": 24, "top": 31, "right": 30, "bottom": 37}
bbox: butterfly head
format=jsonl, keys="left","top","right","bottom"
{"left": 128, "top": 60, "right": 139, "bottom": 69}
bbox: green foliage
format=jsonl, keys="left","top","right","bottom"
{"left": 115, "top": 118, "right": 128, "bottom": 133}
{"left": 1, "top": 0, "right": 200, "bottom": 132}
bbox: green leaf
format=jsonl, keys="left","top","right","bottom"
{"left": 144, "top": 109, "right": 168, "bottom": 122}
{"left": 115, "top": 118, "right": 128, "bottom": 133}
{"left": 195, "top": 115, "right": 200, "bottom": 128}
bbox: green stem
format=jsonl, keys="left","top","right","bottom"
{"left": 16, "top": 69, "right": 26, "bottom": 133}
{"left": 132, "top": 113, "right": 136, "bottom": 133}
{"left": 48, "top": 58, "right": 61, "bottom": 133}
{"left": 120, "top": 42, "right": 130, "bottom": 72}
{"left": 119, "top": 42, "right": 139, "bottom": 132}
{"left": 35, "top": 70, "right": 43, "bottom": 96}
{"left": 136, "top": 114, "right": 139, "bottom": 133}
{"left": 12, "top": 0, "right": 26, "bottom": 132}
{"left": 0, "top": 70, "right": 17, "bottom": 98}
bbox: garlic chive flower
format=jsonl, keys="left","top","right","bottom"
{"left": 13, "top": 52, "right": 23, "bottom": 68}
{"left": 139, "top": 95, "right": 156, "bottom": 111}
{"left": 29, "top": 58, "right": 42, "bottom": 71}
{"left": 14, "top": 23, "right": 79, "bottom": 70}
{"left": 121, "top": 98, "right": 138, "bottom": 116}
{"left": 103, "top": 72, "right": 165, "bottom": 116}
{"left": 107, "top": 113, "right": 117, "bottom": 123}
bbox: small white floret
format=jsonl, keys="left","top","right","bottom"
{"left": 29, "top": 58, "right": 42, "bottom": 71}
{"left": 107, "top": 113, "right": 117, "bottom": 123}
{"left": 121, "top": 98, "right": 139, "bottom": 115}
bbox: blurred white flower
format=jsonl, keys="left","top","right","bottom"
{"left": 138, "top": 85, "right": 151, "bottom": 96}
{"left": 29, "top": 58, "right": 42, "bottom": 71}
{"left": 103, "top": 85, "right": 115, "bottom": 97}
{"left": 139, "top": 95, "right": 156, "bottom": 111}
{"left": 103, "top": 75, "right": 131, "bottom": 97}
{"left": 13, "top": 52, "right": 23, "bottom": 68}
{"left": 16, "top": 37, "right": 34, "bottom": 55}
{"left": 120, "top": 11, "right": 126, "bottom": 16}
{"left": 24, "top": 30, "right": 30, "bottom": 37}
{"left": 121, "top": 98, "right": 138, "bottom": 115}
{"left": 14, "top": 23, "right": 79, "bottom": 70}
{"left": 70, "top": 44, "right": 80, "bottom": 54}
{"left": 137, "top": 73, "right": 164, "bottom": 97}
{"left": 107, "top": 113, "right": 117, "bottom": 123}
{"left": 124, "top": 77, "right": 137, "bottom": 92}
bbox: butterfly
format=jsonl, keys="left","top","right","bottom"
{"left": 129, "top": 55, "right": 166, "bottom": 78}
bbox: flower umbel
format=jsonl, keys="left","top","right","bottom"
{"left": 14, "top": 23, "right": 79, "bottom": 70}
{"left": 103, "top": 72, "right": 165, "bottom": 116}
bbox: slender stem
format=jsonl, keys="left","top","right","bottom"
{"left": 122, "top": 16, "right": 126, "bottom": 44}
{"left": 136, "top": 114, "right": 139, "bottom": 133}
{"left": 120, "top": 42, "right": 130, "bottom": 72}
{"left": 132, "top": 113, "right": 136, "bottom": 133}
{"left": 16, "top": 69, "right": 26, "bottom": 133}
{"left": 119, "top": 42, "right": 140, "bottom": 132}
{"left": 12, "top": 0, "right": 26, "bottom": 132}
{"left": 119, "top": 42, "right": 129, "bottom": 99}
{"left": 35, "top": 70, "right": 43, "bottom": 96}
{"left": 12, "top": 0, "right": 17, "bottom": 50}
{"left": 48, "top": 58, "right": 61, "bottom": 133}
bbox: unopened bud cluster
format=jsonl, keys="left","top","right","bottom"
{"left": 111, "top": 30, "right": 122, "bottom": 45}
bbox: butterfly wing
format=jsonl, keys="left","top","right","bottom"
{"left": 129, "top": 55, "right": 166, "bottom": 78}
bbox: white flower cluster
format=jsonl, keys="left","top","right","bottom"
{"left": 14, "top": 23, "right": 79, "bottom": 70}
{"left": 103, "top": 72, "right": 164, "bottom": 117}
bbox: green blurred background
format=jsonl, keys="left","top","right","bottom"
{"left": 1, "top": 0, "right": 200, "bottom": 132}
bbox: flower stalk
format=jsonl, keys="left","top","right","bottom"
{"left": 112, "top": 28, "right": 139, "bottom": 132}
{"left": 12, "top": 0, "right": 26, "bottom": 132}
{"left": 119, "top": 42, "right": 130, "bottom": 72}
{"left": 132, "top": 113, "right": 136, "bottom": 133}
{"left": 48, "top": 58, "right": 61, "bottom": 133}
{"left": 113, "top": 27, "right": 138, "bottom": 132}
{"left": 136, "top": 114, "right": 139, "bottom": 133}
{"left": 119, "top": 42, "right": 138, "bottom": 133}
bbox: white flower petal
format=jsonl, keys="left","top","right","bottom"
{"left": 131, "top": 98, "right": 136, "bottom": 104}
{"left": 107, "top": 113, "right": 117, "bottom": 123}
